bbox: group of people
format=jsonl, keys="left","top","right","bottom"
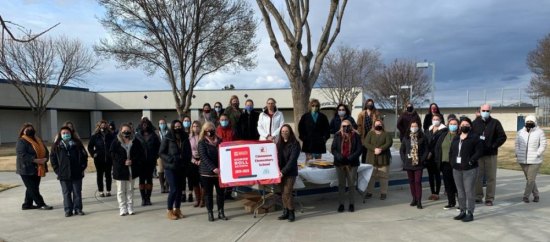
{"left": 14, "top": 96, "right": 546, "bottom": 223}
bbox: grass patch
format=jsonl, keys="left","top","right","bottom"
{"left": 497, "top": 131, "right": 550, "bottom": 175}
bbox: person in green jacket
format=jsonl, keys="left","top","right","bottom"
{"left": 364, "top": 119, "right": 393, "bottom": 200}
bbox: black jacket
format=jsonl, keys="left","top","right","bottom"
{"left": 426, "top": 127, "right": 449, "bottom": 165}
{"left": 110, "top": 138, "right": 144, "bottom": 180}
{"left": 277, "top": 139, "right": 301, "bottom": 177}
{"left": 159, "top": 131, "right": 192, "bottom": 171}
{"left": 329, "top": 115, "right": 358, "bottom": 134}
{"left": 198, "top": 138, "right": 221, "bottom": 176}
{"left": 449, "top": 132, "right": 484, "bottom": 170}
{"left": 237, "top": 110, "right": 260, "bottom": 140}
{"left": 87, "top": 132, "right": 116, "bottom": 163}
{"left": 135, "top": 131, "right": 161, "bottom": 174}
{"left": 15, "top": 138, "right": 49, "bottom": 176}
{"left": 298, "top": 112, "right": 330, "bottom": 154}
{"left": 397, "top": 111, "right": 422, "bottom": 141}
{"left": 471, "top": 116, "right": 507, "bottom": 156}
{"left": 423, "top": 112, "right": 445, "bottom": 132}
{"left": 51, "top": 141, "right": 88, "bottom": 180}
{"left": 331, "top": 131, "right": 363, "bottom": 167}
{"left": 400, "top": 134, "right": 429, "bottom": 171}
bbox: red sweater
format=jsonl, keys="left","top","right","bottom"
{"left": 216, "top": 126, "right": 235, "bottom": 142}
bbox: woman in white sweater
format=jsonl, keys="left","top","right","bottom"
{"left": 515, "top": 115, "right": 547, "bottom": 203}
{"left": 257, "top": 98, "right": 285, "bottom": 142}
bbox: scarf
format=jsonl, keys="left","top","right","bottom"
{"left": 340, "top": 132, "right": 353, "bottom": 159}
{"left": 21, "top": 135, "right": 47, "bottom": 177}
{"left": 410, "top": 132, "right": 419, "bottom": 166}
{"left": 311, "top": 112, "right": 319, "bottom": 123}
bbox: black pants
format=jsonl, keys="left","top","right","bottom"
{"left": 94, "top": 160, "right": 112, "bottom": 192}
{"left": 427, "top": 162, "right": 441, "bottom": 195}
{"left": 441, "top": 162, "right": 457, "bottom": 205}
{"left": 361, "top": 146, "right": 368, "bottom": 164}
{"left": 60, "top": 179, "right": 83, "bottom": 212}
{"left": 20, "top": 175, "right": 46, "bottom": 207}
{"left": 165, "top": 169, "right": 184, "bottom": 209}
{"left": 186, "top": 164, "right": 200, "bottom": 188}
{"left": 201, "top": 176, "right": 225, "bottom": 212}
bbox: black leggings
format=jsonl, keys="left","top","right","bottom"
{"left": 94, "top": 160, "right": 112, "bottom": 192}
{"left": 20, "top": 175, "right": 46, "bottom": 207}
{"left": 441, "top": 162, "right": 457, "bottom": 205}
{"left": 427, "top": 162, "right": 441, "bottom": 195}
{"left": 200, "top": 176, "right": 225, "bottom": 212}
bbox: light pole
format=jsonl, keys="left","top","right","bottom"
{"left": 416, "top": 61, "right": 435, "bottom": 103}
{"left": 401, "top": 85, "right": 413, "bottom": 104}
{"left": 389, "top": 95, "right": 398, "bottom": 138}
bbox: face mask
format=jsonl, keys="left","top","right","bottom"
{"left": 207, "top": 131, "right": 216, "bottom": 137}
{"left": 481, "top": 111, "right": 490, "bottom": 119}
{"left": 448, "top": 125, "right": 458, "bottom": 132}
{"left": 431, "top": 108, "right": 438, "bottom": 113}
{"left": 220, "top": 120, "right": 229, "bottom": 127}
{"left": 122, "top": 131, "right": 132, "bottom": 138}
{"left": 281, "top": 132, "right": 290, "bottom": 139}
{"left": 100, "top": 128, "right": 105, "bottom": 133}
{"left": 344, "top": 126, "right": 352, "bottom": 133}
{"left": 410, "top": 127, "right": 419, "bottom": 133}
{"left": 25, "top": 129, "right": 35, "bottom": 137}
{"left": 159, "top": 123, "right": 167, "bottom": 130}
{"left": 311, "top": 107, "right": 319, "bottom": 113}
{"left": 338, "top": 111, "right": 346, "bottom": 117}
{"left": 460, "top": 126, "right": 470, "bottom": 133}
{"left": 203, "top": 109, "right": 211, "bottom": 114}
{"left": 232, "top": 102, "right": 239, "bottom": 108}
{"left": 62, "top": 133, "right": 71, "bottom": 141}
{"left": 183, "top": 121, "right": 191, "bottom": 128}
{"left": 432, "top": 120, "right": 441, "bottom": 126}
{"left": 215, "top": 107, "right": 221, "bottom": 112}
{"left": 407, "top": 106, "right": 414, "bottom": 112}
{"left": 366, "top": 104, "right": 374, "bottom": 110}
{"left": 245, "top": 106, "right": 253, "bottom": 112}
{"left": 526, "top": 123, "right": 535, "bottom": 129}
{"left": 374, "top": 125, "right": 383, "bottom": 131}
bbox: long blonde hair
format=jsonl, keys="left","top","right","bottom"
{"left": 199, "top": 121, "right": 216, "bottom": 140}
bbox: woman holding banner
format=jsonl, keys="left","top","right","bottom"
{"left": 198, "top": 121, "right": 228, "bottom": 222}
{"left": 276, "top": 124, "right": 300, "bottom": 222}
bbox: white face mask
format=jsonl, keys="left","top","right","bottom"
{"left": 432, "top": 120, "right": 441, "bottom": 126}
{"left": 410, "top": 127, "right": 419, "bottom": 133}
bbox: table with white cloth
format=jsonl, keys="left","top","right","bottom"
{"left": 294, "top": 163, "right": 373, "bottom": 192}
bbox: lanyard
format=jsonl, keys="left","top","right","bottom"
{"left": 458, "top": 139, "right": 463, "bottom": 158}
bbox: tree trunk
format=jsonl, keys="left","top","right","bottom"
{"left": 290, "top": 77, "right": 311, "bottom": 136}
{"left": 33, "top": 108, "right": 46, "bottom": 138}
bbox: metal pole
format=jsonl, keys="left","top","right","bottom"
{"left": 431, "top": 63, "right": 435, "bottom": 103}
{"left": 467, "top": 89, "right": 470, "bottom": 107}
{"left": 519, "top": 89, "right": 522, "bottom": 107}
{"left": 501, "top": 88, "right": 504, "bottom": 107}
{"left": 410, "top": 86, "right": 413, "bottom": 105}
{"left": 395, "top": 97, "right": 398, "bottom": 139}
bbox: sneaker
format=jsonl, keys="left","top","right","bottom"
{"left": 99, "top": 192, "right": 105, "bottom": 197}
{"left": 106, "top": 192, "right": 111, "bottom": 197}
{"left": 485, "top": 201, "right": 493, "bottom": 206}
{"left": 475, "top": 199, "right": 483, "bottom": 204}
{"left": 39, "top": 205, "right": 53, "bottom": 210}
{"left": 337, "top": 204, "right": 345, "bottom": 213}
{"left": 522, "top": 197, "right": 530, "bottom": 203}
{"left": 22, "top": 205, "right": 39, "bottom": 210}
{"left": 74, "top": 210, "right": 86, "bottom": 216}
{"left": 533, "top": 196, "right": 540, "bottom": 203}
{"left": 65, "top": 211, "right": 73, "bottom": 217}
{"left": 120, "top": 212, "right": 127, "bottom": 216}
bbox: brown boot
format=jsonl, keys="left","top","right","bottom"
{"left": 199, "top": 188, "right": 206, "bottom": 207}
{"left": 167, "top": 210, "right": 178, "bottom": 220}
{"left": 174, "top": 208, "right": 184, "bottom": 219}
{"left": 193, "top": 187, "right": 201, "bottom": 207}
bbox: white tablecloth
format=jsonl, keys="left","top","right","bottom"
{"left": 295, "top": 164, "right": 373, "bottom": 192}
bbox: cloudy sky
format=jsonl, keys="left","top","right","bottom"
{"left": 2, "top": 0, "right": 550, "bottom": 106}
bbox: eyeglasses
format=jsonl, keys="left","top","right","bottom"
{"left": 481, "top": 110, "right": 490, "bottom": 112}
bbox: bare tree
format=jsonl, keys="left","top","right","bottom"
{"left": 0, "top": 36, "right": 97, "bottom": 134}
{"left": 527, "top": 33, "right": 550, "bottom": 98}
{"left": 365, "top": 59, "right": 429, "bottom": 111}
{"left": 318, "top": 45, "right": 381, "bottom": 109}
{"left": 95, "top": 0, "right": 257, "bottom": 118}
{"left": 0, "top": 15, "right": 59, "bottom": 48}
{"left": 256, "top": 0, "right": 348, "bottom": 127}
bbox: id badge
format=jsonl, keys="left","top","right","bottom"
{"left": 456, "top": 157, "right": 462, "bottom": 164}
{"left": 407, "top": 154, "right": 412, "bottom": 159}
{"left": 480, "top": 135, "right": 486, "bottom": 140}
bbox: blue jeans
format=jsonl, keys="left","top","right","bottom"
{"left": 165, "top": 169, "right": 184, "bottom": 209}
{"left": 60, "top": 179, "right": 83, "bottom": 212}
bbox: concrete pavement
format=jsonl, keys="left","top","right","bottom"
{"left": 1, "top": 169, "right": 549, "bottom": 242}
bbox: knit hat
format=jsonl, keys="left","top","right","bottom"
{"left": 525, "top": 115, "right": 537, "bottom": 124}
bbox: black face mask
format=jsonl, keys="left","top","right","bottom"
{"left": 344, "top": 126, "right": 352, "bottom": 133}
{"left": 406, "top": 106, "right": 414, "bottom": 112}
{"left": 374, "top": 125, "right": 383, "bottom": 131}
{"left": 526, "top": 123, "right": 535, "bottom": 129}
{"left": 207, "top": 131, "right": 216, "bottom": 137}
{"left": 25, "top": 129, "right": 36, "bottom": 137}
{"left": 460, "top": 126, "right": 470, "bottom": 133}
{"left": 122, "top": 131, "right": 132, "bottom": 138}
{"left": 366, "top": 104, "right": 374, "bottom": 110}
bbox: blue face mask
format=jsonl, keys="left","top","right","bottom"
{"left": 62, "top": 133, "right": 71, "bottom": 141}
{"left": 215, "top": 107, "right": 221, "bottom": 112}
{"left": 245, "top": 106, "right": 253, "bottom": 112}
{"left": 220, "top": 120, "right": 229, "bottom": 127}
{"left": 448, "top": 125, "right": 458, "bottom": 132}
{"left": 481, "top": 111, "right": 490, "bottom": 119}
{"left": 183, "top": 121, "right": 191, "bottom": 128}
{"left": 159, "top": 123, "right": 167, "bottom": 130}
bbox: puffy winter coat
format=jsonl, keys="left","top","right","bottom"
{"left": 515, "top": 126, "right": 547, "bottom": 164}
{"left": 51, "top": 141, "right": 88, "bottom": 180}
{"left": 257, "top": 109, "right": 285, "bottom": 141}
